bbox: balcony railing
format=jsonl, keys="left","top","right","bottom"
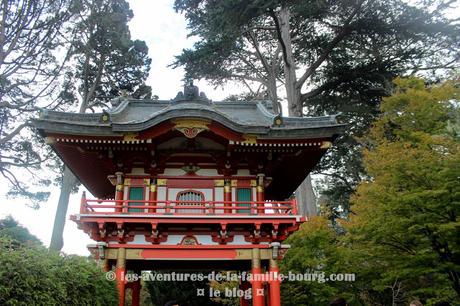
{"left": 78, "top": 193, "right": 298, "bottom": 216}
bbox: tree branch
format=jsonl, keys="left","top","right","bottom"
{"left": 297, "top": 0, "right": 366, "bottom": 89}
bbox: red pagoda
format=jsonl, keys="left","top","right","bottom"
{"left": 34, "top": 83, "right": 344, "bottom": 306}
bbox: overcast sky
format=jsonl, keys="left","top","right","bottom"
{"left": 0, "top": 0, "right": 243, "bottom": 256}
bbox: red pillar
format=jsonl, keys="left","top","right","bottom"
{"left": 252, "top": 248, "right": 265, "bottom": 306}
{"left": 131, "top": 278, "right": 141, "bottom": 306}
{"left": 149, "top": 178, "right": 157, "bottom": 213}
{"left": 80, "top": 191, "right": 87, "bottom": 213}
{"left": 239, "top": 280, "right": 250, "bottom": 306}
{"left": 224, "top": 179, "right": 232, "bottom": 214}
{"left": 256, "top": 174, "right": 265, "bottom": 214}
{"left": 100, "top": 257, "right": 109, "bottom": 272}
{"left": 116, "top": 248, "right": 126, "bottom": 306}
{"left": 115, "top": 172, "right": 124, "bottom": 213}
{"left": 269, "top": 259, "right": 281, "bottom": 306}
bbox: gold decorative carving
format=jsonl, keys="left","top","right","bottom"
{"left": 320, "top": 141, "right": 332, "bottom": 149}
{"left": 45, "top": 137, "right": 55, "bottom": 144}
{"left": 182, "top": 165, "right": 200, "bottom": 174}
{"left": 172, "top": 119, "right": 210, "bottom": 139}
{"left": 123, "top": 133, "right": 138, "bottom": 141}
{"left": 242, "top": 134, "right": 257, "bottom": 144}
{"left": 180, "top": 235, "right": 199, "bottom": 245}
{"left": 101, "top": 114, "right": 110, "bottom": 122}
{"left": 124, "top": 178, "right": 131, "bottom": 186}
{"left": 250, "top": 180, "right": 257, "bottom": 187}
{"left": 107, "top": 175, "right": 117, "bottom": 186}
{"left": 157, "top": 179, "right": 167, "bottom": 186}
{"left": 150, "top": 184, "right": 157, "bottom": 192}
{"left": 143, "top": 178, "right": 150, "bottom": 185}
{"left": 214, "top": 179, "right": 225, "bottom": 187}
{"left": 231, "top": 180, "right": 238, "bottom": 187}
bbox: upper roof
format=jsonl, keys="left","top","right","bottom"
{"left": 32, "top": 84, "right": 346, "bottom": 199}
{"left": 34, "top": 84, "right": 345, "bottom": 139}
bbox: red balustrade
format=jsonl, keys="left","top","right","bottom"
{"left": 78, "top": 192, "right": 298, "bottom": 216}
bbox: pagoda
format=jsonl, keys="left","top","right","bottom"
{"left": 34, "top": 83, "right": 344, "bottom": 306}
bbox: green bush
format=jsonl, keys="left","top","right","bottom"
{"left": 0, "top": 244, "right": 118, "bottom": 306}
{"left": 0, "top": 215, "right": 118, "bottom": 306}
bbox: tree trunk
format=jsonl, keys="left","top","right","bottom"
{"left": 49, "top": 166, "right": 78, "bottom": 251}
{"left": 279, "top": 6, "right": 317, "bottom": 217}
{"left": 267, "top": 74, "right": 281, "bottom": 114}
{"left": 49, "top": 51, "right": 105, "bottom": 251}
{"left": 295, "top": 175, "right": 317, "bottom": 216}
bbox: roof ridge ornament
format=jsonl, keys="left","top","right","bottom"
{"left": 110, "top": 90, "right": 130, "bottom": 108}
{"left": 172, "top": 78, "right": 210, "bottom": 104}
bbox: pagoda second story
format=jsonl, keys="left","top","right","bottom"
{"left": 33, "top": 83, "right": 344, "bottom": 254}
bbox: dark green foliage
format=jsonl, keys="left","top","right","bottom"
{"left": 280, "top": 217, "right": 355, "bottom": 305}
{"left": 144, "top": 272, "right": 220, "bottom": 306}
{"left": 0, "top": 216, "right": 118, "bottom": 306}
{"left": 0, "top": 215, "right": 41, "bottom": 246}
{"left": 280, "top": 77, "right": 460, "bottom": 305}
{"left": 64, "top": 0, "right": 152, "bottom": 111}
{"left": 0, "top": 248, "right": 118, "bottom": 306}
{"left": 173, "top": 0, "right": 460, "bottom": 217}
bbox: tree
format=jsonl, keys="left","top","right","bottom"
{"left": 49, "top": 0, "right": 152, "bottom": 251}
{"left": 0, "top": 0, "right": 77, "bottom": 206}
{"left": 280, "top": 217, "right": 353, "bottom": 305}
{"left": 0, "top": 216, "right": 118, "bottom": 305}
{"left": 0, "top": 246, "right": 118, "bottom": 305}
{"left": 173, "top": 0, "right": 460, "bottom": 216}
{"left": 0, "top": 215, "right": 41, "bottom": 246}
{"left": 345, "top": 77, "right": 460, "bottom": 304}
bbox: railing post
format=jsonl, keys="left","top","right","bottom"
{"left": 122, "top": 200, "right": 128, "bottom": 213}
{"left": 224, "top": 179, "right": 232, "bottom": 214}
{"left": 291, "top": 198, "right": 298, "bottom": 215}
{"left": 165, "top": 200, "right": 171, "bottom": 214}
{"left": 149, "top": 178, "right": 157, "bottom": 213}
{"left": 79, "top": 191, "right": 87, "bottom": 213}
{"left": 115, "top": 172, "right": 124, "bottom": 213}
{"left": 256, "top": 174, "right": 265, "bottom": 214}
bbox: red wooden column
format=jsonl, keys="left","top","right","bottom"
{"left": 115, "top": 172, "right": 124, "bottom": 213}
{"left": 99, "top": 253, "right": 109, "bottom": 272}
{"left": 116, "top": 248, "right": 126, "bottom": 306}
{"left": 239, "top": 280, "right": 250, "bottom": 306}
{"left": 79, "top": 191, "right": 87, "bottom": 213}
{"left": 252, "top": 248, "right": 265, "bottom": 306}
{"left": 149, "top": 178, "right": 157, "bottom": 213}
{"left": 256, "top": 174, "right": 265, "bottom": 214}
{"left": 269, "top": 258, "right": 281, "bottom": 306}
{"left": 131, "top": 278, "right": 141, "bottom": 306}
{"left": 224, "top": 179, "right": 232, "bottom": 213}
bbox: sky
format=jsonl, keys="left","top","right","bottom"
{"left": 0, "top": 0, "right": 243, "bottom": 256}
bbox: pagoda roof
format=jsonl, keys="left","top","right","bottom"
{"left": 33, "top": 86, "right": 344, "bottom": 139}
{"left": 32, "top": 85, "right": 346, "bottom": 200}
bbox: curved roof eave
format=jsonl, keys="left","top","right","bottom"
{"left": 110, "top": 107, "right": 272, "bottom": 134}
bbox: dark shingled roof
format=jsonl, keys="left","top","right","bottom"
{"left": 33, "top": 85, "right": 345, "bottom": 139}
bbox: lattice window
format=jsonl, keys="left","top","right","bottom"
{"left": 176, "top": 190, "right": 205, "bottom": 214}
